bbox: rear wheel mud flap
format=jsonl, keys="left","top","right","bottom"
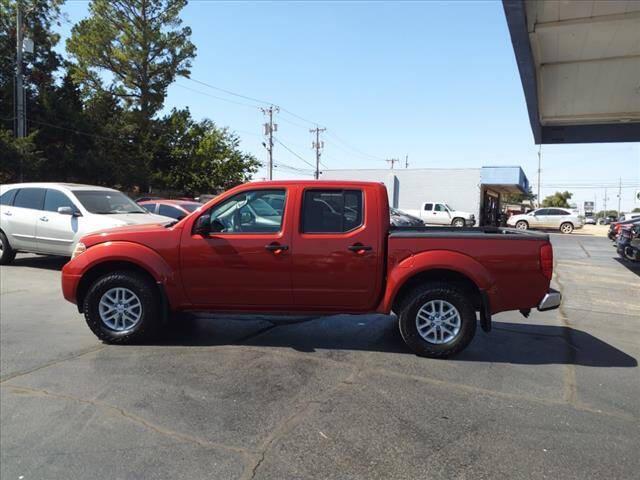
{"left": 480, "top": 291, "right": 492, "bottom": 333}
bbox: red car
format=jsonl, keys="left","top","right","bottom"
{"left": 61, "top": 181, "right": 559, "bottom": 358}
{"left": 138, "top": 199, "right": 201, "bottom": 221}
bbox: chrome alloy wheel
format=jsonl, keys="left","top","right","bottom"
{"left": 415, "top": 299, "right": 461, "bottom": 344}
{"left": 99, "top": 287, "right": 142, "bottom": 332}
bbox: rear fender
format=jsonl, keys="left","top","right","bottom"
{"left": 378, "top": 250, "right": 496, "bottom": 314}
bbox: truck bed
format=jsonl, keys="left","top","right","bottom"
{"left": 389, "top": 226, "right": 549, "bottom": 241}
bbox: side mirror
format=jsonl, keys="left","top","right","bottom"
{"left": 210, "top": 218, "right": 225, "bottom": 233}
{"left": 58, "top": 206, "right": 80, "bottom": 216}
{"left": 193, "top": 215, "right": 211, "bottom": 236}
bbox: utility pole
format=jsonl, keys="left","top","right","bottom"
{"left": 261, "top": 106, "right": 278, "bottom": 180}
{"left": 536, "top": 145, "right": 542, "bottom": 207}
{"left": 405, "top": 154, "right": 409, "bottom": 169}
{"left": 617, "top": 177, "right": 622, "bottom": 215}
{"left": 386, "top": 158, "right": 399, "bottom": 169}
{"left": 310, "top": 126, "right": 326, "bottom": 180}
{"left": 16, "top": 2, "right": 25, "bottom": 181}
{"left": 603, "top": 188, "right": 608, "bottom": 217}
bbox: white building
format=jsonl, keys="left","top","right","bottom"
{"left": 320, "top": 166, "right": 530, "bottom": 226}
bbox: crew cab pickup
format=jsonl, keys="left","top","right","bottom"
{"left": 61, "top": 181, "right": 560, "bottom": 358}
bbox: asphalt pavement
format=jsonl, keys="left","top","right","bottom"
{"left": 1, "top": 234, "right": 638, "bottom": 480}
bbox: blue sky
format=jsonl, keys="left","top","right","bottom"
{"left": 58, "top": 0, "right": 639, "bottom": 211}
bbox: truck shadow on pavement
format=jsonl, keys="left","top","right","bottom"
{"left": 155, "top": 315, "right": 637, "bottom": 368}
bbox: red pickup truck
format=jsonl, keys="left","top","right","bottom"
{"left": 61, "top": 181, "right": 560, "bottom": 358}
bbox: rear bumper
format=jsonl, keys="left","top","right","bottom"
{"left": 537, "top": 288, "right": 561, "bottom": 311}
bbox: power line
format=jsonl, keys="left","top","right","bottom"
{"left": 174, "top": 83, "right": 260, "bottom": 109}
{"left": 187, "top": 77, "right": 272, "bottom": 106}
{"left": 273, "top": 137, "right": 316, "bottom": 169}
{"left": 325, "top": 131, "right": 386, "bottom": 161}
{"left": 29, "top": 118, "right": 130, "bottom": 143}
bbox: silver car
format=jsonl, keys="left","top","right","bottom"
{"left": 507, "top": 208, "right": 584, "bottom": 234}
{"left": 0, "top": 183, "right": 172, "bottom": 264}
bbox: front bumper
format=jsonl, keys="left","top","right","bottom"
{"left": 537, "top": 288, "right": 561, "bottom": 311}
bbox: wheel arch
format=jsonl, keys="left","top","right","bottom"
{"left": 382, "top": 250, "right": 496, "bottom": 315}
{"left": 76, "top": 260, "right": 161, "bottom": 313}
{"left": 391, "top": 268, "right": 483, "bottom": 314}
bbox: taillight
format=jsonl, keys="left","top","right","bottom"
{"left": 540, "top": 243, "right": 553, "bottom": 280}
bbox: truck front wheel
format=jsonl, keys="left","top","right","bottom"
{"left": 451, "top": 218, "right": 465, "bottom": 228}
{"left": 398, "top": 282, "right": 477, "bottom": 358}
{"left": 83, "top": 271, "right": 160, "bottom": 344}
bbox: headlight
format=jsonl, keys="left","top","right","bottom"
{"left": 72, "top": 242, "right": 87, "bottom": 259}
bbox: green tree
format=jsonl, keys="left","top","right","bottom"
{"left": 154, "top": 109, "right": 260, "bottom": 195}
{"left": 633, "top": 207, "right": 640, "bottom": 213}
{"left": 0, "top": 0, "right": 64, "bottom": 128}
{"left": 542, "top": 191, "right": 573, "bottom": 208}
{"left": 503, "top": 186, "right": 536, "bottom": 205}
{"left": 0, "top": 129, "right": 44, "bottom": 182}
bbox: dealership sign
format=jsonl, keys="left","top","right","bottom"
{"left": 583, "top": 201, "right": 595, "bottom": 212}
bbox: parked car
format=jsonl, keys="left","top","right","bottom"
{"left": 390, "top": 207, "right": 424, "bottom": 227}
{"left": 618, "top": 212, "right": 640, "bottom": 222}
{"left": 405, "top": 202, "right": 475, "bottom": 227}
{"left": 617, "top": 222, "right": 640, "bottom": 262}
{"left": 0, "top": 183, "right": 173, "bottom": 264}
{"left": 507, "top": 207, "right": 584, "bottom": 234}
{"left": 139, "top": 199, "right": 202, "bottom": 221}
{"left": 61, "top": 180, "right": 559, "bottom": 359}
{"left": 607, "top": 217, "right": 640, "bottom": 241}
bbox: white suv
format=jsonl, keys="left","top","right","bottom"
{"left": 507, "top": 207, "right": 584, "bottom": 234}
{"left": 0, "top": 183, "right": 172, "bottom": 264}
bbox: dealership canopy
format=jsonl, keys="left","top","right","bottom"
{"left": 503, "top": 0, "right": 640, "bottom": 144}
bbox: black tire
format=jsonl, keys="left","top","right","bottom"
{"left": 451, "top": 218, "right": 465, "bottom": 228}
{"left": 398, "top": 282, "right": 477, "bottom": 358}
{"left": 0, "top": 231, "right": 16, "bottom": 265}
{"left": 515, "top": 220, "right": 528, "bottom": 230}
{"left": 560, "top": 222, "right": 574, "bottom": 234}
{"left": 83, "top": 271, "right": 160, "bottom": 344}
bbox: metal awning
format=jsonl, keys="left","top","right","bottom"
{"left": 503, "top": 0, "right": 640, "bottom": 143}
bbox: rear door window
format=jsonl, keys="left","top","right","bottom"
{"left": 158, "top": 204, "right": 184, "bottom": 219}
{"left": 0, "top": 189, "right": 18, "bottom": 206}
{"left": 424, "top": 203, "right": 433, "bottom": 211}
{"left": 44, "top": 189, "right": 77, "bottom": 213}
{"left": 302, "top": 189, "right": 363, "bottom": 233}
{"left": 13, "top": 188, "right": 45, "bottom": 210}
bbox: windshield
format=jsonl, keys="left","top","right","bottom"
{"left": 73, "top": 190, "right": 148, "bottom": 214}
{"left": 444, "top": 204, "right": 454, "bottom": 211}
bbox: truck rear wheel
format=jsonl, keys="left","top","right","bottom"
{"left": 83, "top": 271, "right": 160, "bottom": 344}
{"left": 398, "top": 282, "right": 477, "bottom": 358}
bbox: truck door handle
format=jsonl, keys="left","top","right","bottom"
{"left": 3, "top": 211, "right": 12, "bottom": 216}
{"left": 39, "top": 216, "right": 49, "bottom": 222}
{"left": 265, "top": 243, "right": 289, "bottom": 253}
{"left": 348, "top": 244, "right": 372, "bottom": 252}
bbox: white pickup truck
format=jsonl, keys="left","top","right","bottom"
{"left": 405, "top": 202, "right": 476, "bottom": 227}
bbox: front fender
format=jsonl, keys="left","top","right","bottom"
{"left": 377, "top": 250, "right": 496, "bottom": 313}
{"left": 61, "top": 241, "right": 180, "bottom": 308}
